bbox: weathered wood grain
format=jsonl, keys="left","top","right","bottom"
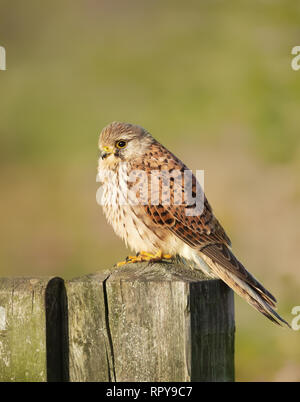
{"left": 65, "top": 270, "right": 114, "bottom": 382}
{"left": 66, "top": 261, "right": 235, "bottom": 382}
{"left": 0, "top": 277, "right": 68, "bottom": 382}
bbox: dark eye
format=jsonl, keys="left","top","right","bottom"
{"left": 116, "top": 140, "right": 127, "bottom": 149}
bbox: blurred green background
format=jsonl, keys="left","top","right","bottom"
{"left": 1, "top": 0, "right": 300, "bottom": 381}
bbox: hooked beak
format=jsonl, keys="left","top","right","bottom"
{"left": 100, "top": 146, "right": 113, "bottom": 160}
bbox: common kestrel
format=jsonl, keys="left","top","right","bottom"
{"left": 97, "top": 121, "right": 288, "bottom": 326}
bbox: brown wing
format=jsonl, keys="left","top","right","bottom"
{"left": 131, "top": 142, "right": 277, "bottom": 306}
{"left": 131, "top": 141, "right": 231, "bottom": 248}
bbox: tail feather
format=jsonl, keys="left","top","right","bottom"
{"left": 217, "top": 263, "right": 289, "bottom": 327}
{"left": 197, "top": 247, "right": 290, "bottom": 327}
{"left": 201, "top": 243, "right": 277, "bottom": 306}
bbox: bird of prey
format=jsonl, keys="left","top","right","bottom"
{"left": 97, "top": 121, "right": 288, "bottom": 326}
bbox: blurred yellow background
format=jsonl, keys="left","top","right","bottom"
{"left": 1, "top": 0, "right": 300, "bottom": 381}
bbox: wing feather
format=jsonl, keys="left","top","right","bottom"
{"left": 131, "top": 142, "right": 278, "bottom": 308}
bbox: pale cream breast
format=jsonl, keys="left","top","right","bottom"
{"left": 99, "top": 162, "right": 167, "bottom": 254}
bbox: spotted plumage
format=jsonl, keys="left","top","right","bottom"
{"left": 98, "top": 121, "right": 288, "bottom": 326}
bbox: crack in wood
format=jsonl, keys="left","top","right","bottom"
{"left": 103, "top": 273, "right": 116, "bottom": 382}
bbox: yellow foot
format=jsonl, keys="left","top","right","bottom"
{"left": 117, "top": 255, "right": 143, "bottom": 267}
{"left": 116, "top": 250, "right": 173, "bottom": 267}
{"left": 139, "top": 251, "right": 173, "bottom": 261}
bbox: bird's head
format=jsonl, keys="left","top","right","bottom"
{"left": 98, "top": 122, "right": 154, "bottom": 168}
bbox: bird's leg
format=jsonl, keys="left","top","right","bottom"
{"left": 116, "top": 250, "right": 173, "bottom": 267}
{"left": 139, "top": 250, "right": 173, "bottom": 261}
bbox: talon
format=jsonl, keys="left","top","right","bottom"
{"left": 139, "top": 250, "right": 173, "bottom": 262}
{"left": 117, "top": 255, "right": 142, "bottom": 267}
{"left": 116, "top": 250, "right": 173, "bottom": 267}
{"left": 139, "top": 251, "right": 158, "bottom": 259}
{"left": 116, "top": 261, "right": 127, "bottom": 267}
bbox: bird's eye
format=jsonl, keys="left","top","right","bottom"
{"left": 116, "top": 140, "right": 127, "bottom": 149}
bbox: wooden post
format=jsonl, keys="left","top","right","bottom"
{"left": 65, "top": 271, "right": 113, "bottom": 382}
{"left": 66, "top": 262, "right": 235, "bottom": 382}
{"left": 0, "top": 277, "right": 68, "bottom": 382}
